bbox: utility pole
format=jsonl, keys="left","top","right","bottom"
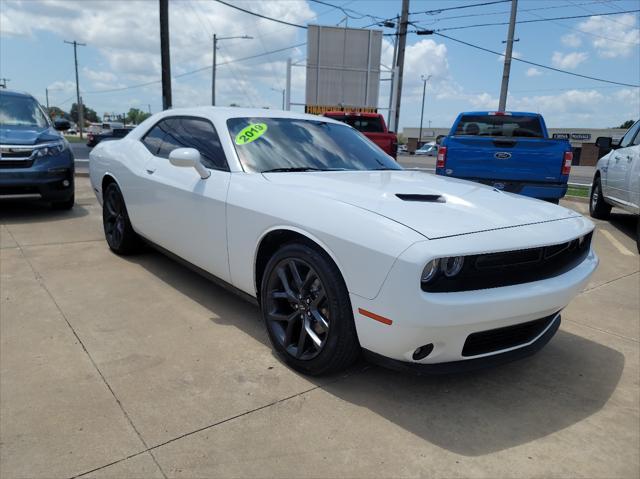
{"left": 212, "top": 34, "right": 253, "bottom": 105}
{"left": 212, "top": 34, "right": 218, "bottom": 106}
{"left": 148, "top": 104, "right": 152, "bottom": 114}
{"left": 418, "top": 75, "right": 431, "bottom": 148}
{"left": 387, "top": 15, "right": 399, "bottom": 129}
{"left": 499, "top": 0, "right": 518, "bottom": 111}
{"left": 45, "top": 88, "right": 50, "bottom": 112}
{"left": 159, "top": 0, "right": 172, "bottom": 110}
{"left": 64, "top": 40, "right": 86, "bottom": 138}
{"left": 285, "top": 58, "right": 292, "bottom": 110}
{"left": 392, "top": 0, "right": 409, "bottom": 133}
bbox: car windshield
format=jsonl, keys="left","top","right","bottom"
{"left": 227, "top": 117, "right": 401, "bottom": 173}
{"left": 454, "top": 115, "right": 544, "bottom": 138}
{"left": 0, "top": 94, "right": 49, "bottom": 128}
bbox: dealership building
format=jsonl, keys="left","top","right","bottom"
{"left": 402, "top": 127, "right": 628, "bottom": 166}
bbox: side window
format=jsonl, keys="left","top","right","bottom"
{"left": 619, "top": 121, "right": 640, "bottom": 148}
{"left": 160, "top": 117, "right": 228, "bottom": 171}
{"left": 141, "top": 122, "right": 168, "bottom": 155}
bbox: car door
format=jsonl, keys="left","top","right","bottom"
{"left": 626, "top": 129, "right": 640, "bottom": 213}
{"left": 137, "top": 116, "right": 232, "bottom": 282}
{"left": 605, "top": 121, "right": 640, "bottom": 205}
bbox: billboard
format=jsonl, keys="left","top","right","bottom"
{"left": 305, "top": 25, "right": 382, "bottom": 113}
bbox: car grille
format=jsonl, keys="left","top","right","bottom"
{"left": 422, "top": 232, "right": 592, "bottom": 292}
{"left": 0, "top": 146, "right": 35, "bottom": 168}
{"left": 462, "top": 313, "right": 558, "bottom": 357}
{"left": 0, "top": 159, "right": 35, "bottom": 169}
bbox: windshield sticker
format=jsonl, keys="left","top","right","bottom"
{"left": 235, "top": 123, "right": 268, "bottom": 145}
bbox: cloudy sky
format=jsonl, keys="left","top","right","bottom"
{"left": 1, "top": 0, "right": 638, "bottom": 130}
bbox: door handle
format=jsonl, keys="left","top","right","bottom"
{"left": 146, "top": 168, "right": 155, "bottom": 174}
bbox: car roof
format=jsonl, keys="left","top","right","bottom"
{"left": 153, "top": 106, "right": 345, "bottom": 126}
{"left": 459, "top": 111, "right": 541, "bottom": 117}
{"left": 0, "top": 89, "right": 36, "bottom": 99}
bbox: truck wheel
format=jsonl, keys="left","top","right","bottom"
{"left": 589, "top": 177, "right": 611, "bottom": 220}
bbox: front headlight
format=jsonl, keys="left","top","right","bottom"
{"left": 34, "top": 141, "right": 66, "bottom": 158}
{"left": 421, "top": 258, "right": 440, "bottom": 284}
{"left": 421, "top": 256, "right": 465, "bottom": 286}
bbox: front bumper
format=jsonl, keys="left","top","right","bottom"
{"left": 0, "top": 167, "right": 74, "bottom": 201}
{"left": 350, "top": 220, "right": 598, "bottom": 368}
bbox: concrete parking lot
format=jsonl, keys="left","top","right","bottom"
{"left": 1, "top": 177, "right": 638, "bottom": 478}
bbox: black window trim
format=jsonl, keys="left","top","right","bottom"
{"left": 140, "top": 114, "right": 230, "bottom": 172}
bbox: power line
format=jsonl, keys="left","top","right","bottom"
{"left": 309, "top": 0, "right": 386, "bottom": 22}
{"left": 411, "top": 0, "right": 511, "bottom": 16}
{"left": 417, "top": 0, "right": 624, "bottom": 23}
{"left": 431, "top": 31, "right": 640, "bottom": 88}
{"left": 523, "top": 9, "right": 638, "bottom": 45}
{"left": 82, "top": 43, "right": 307, "bottom": 95}
{"left": 212, "top": 0, "right": 308, "bottom": 29}
{"left": 412, "top": 8, "right": 640, "bottom": 32}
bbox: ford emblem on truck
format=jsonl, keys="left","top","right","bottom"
{"left": 495, "top": 152, "right": 512, "bottom": 159}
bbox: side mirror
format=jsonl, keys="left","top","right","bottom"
{"left": 169, "top": 148, "right": 210, "bottom": 179}
{"left": 435, "top": 135, "right": 445, "bottom": 146}
{"left": 54, "top": 119, "right": 71, "bottom": 131}
{"left": 595, "top": 136, "right": 613, "bottom": 150}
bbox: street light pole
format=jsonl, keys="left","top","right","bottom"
{"left": 212, "top": 34, "right": 253, "bottom": 106}
{"left": 419, "top": 75, "right": 431, "bottom": 148}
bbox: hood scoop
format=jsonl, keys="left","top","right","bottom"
{"left": 396, "top": 193, "right": 446, "bottom": 203}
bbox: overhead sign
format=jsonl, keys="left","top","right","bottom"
{"left": 306, "top": 25, "right": 382, "bottom": 113}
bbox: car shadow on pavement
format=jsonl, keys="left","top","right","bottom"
{"left": 0, "top": 200, "right": 90, "bottom": 223}
{"left": 608, "top": 211, "right": 638, "bottom": 245}
{"left": 127, "top": 248, "right": 624, "bottom": 457}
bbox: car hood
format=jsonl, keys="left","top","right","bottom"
{"left": 262, "top": 170, "right": 581, "bottom": 239}
{"left": 0, "top": 125, "right": 61, "bottom": 145}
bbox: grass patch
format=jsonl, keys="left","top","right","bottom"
{"left": 64, "top": 135, "right": 85, "bottom": 143}
{"left": 566, "top": 186, "right": 589, "bottom": 198}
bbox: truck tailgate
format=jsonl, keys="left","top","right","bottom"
{"left": 364, "top": 132, "right": 396, "bottom": 155}
{"left": 445, "top": 137, "right": 568, "bottom": 182}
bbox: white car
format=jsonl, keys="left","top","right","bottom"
{"left": 415, "top": 142, "right": 437, "bottom": 156}
{"left": 590, "top": 120, "right": 640, "bottom": 252}
{"left": 90, "top": 107, "right": 598, "bottom": 375}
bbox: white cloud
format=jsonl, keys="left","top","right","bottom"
{"left": 525, "top": 67, "right": 542, "bottom": 77}
{"left": 551, "top": 51, "right": 588, "bottom": 69}
{"left": 577, "top": 13, "right": 640, "bottom": 58}
{"left": 460, "top": 88, "right": 639, "bottom": 127}
{"left": 0, "top": 0, "right": 315, "bottom": 108}
{"left": 561, "top": 33, "right": 582, "bottom": 48}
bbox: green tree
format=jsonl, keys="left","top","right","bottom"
{"left": 618, "top": 120, "right": 635, "bottom": 129}
{"left": 125, "top": 108, "right": 151, "bottom": 125}
{"left": 70, "top": 103, "right": 99, "bottom": 124}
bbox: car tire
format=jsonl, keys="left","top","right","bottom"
{"left": 589, "top": 176, "right": 611, "bottom": 220}
{"left": 261, "top": 242, "right": 360, "bottom": 375}
{"left": 52, "top": 194, "right": 75, "bottom": 210}
{"left": 102, "top": 182, "right": 141, "bottom": 255}
{"left": 547, "top": 198, "right": 560, "bottom": 205}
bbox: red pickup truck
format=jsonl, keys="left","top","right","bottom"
{"left": 323, "top": 111, "right": 398, "bottom": 159}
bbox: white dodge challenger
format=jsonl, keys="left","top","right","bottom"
{"left": 89, "top": 107, "right": 598, "bottom": 375}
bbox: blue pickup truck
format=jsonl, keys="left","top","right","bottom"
{"left": 436, "top": 111, "right": 573, "bottom": 203}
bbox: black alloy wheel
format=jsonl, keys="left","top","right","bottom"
{"left": 261, "top": 242, "right": 360, "bottom": 375}
{"left": 103, "top": 182, "right": 140, "bottom": 255}
{"left": 264, "top": 257, "right": 330, "bottom": 360}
